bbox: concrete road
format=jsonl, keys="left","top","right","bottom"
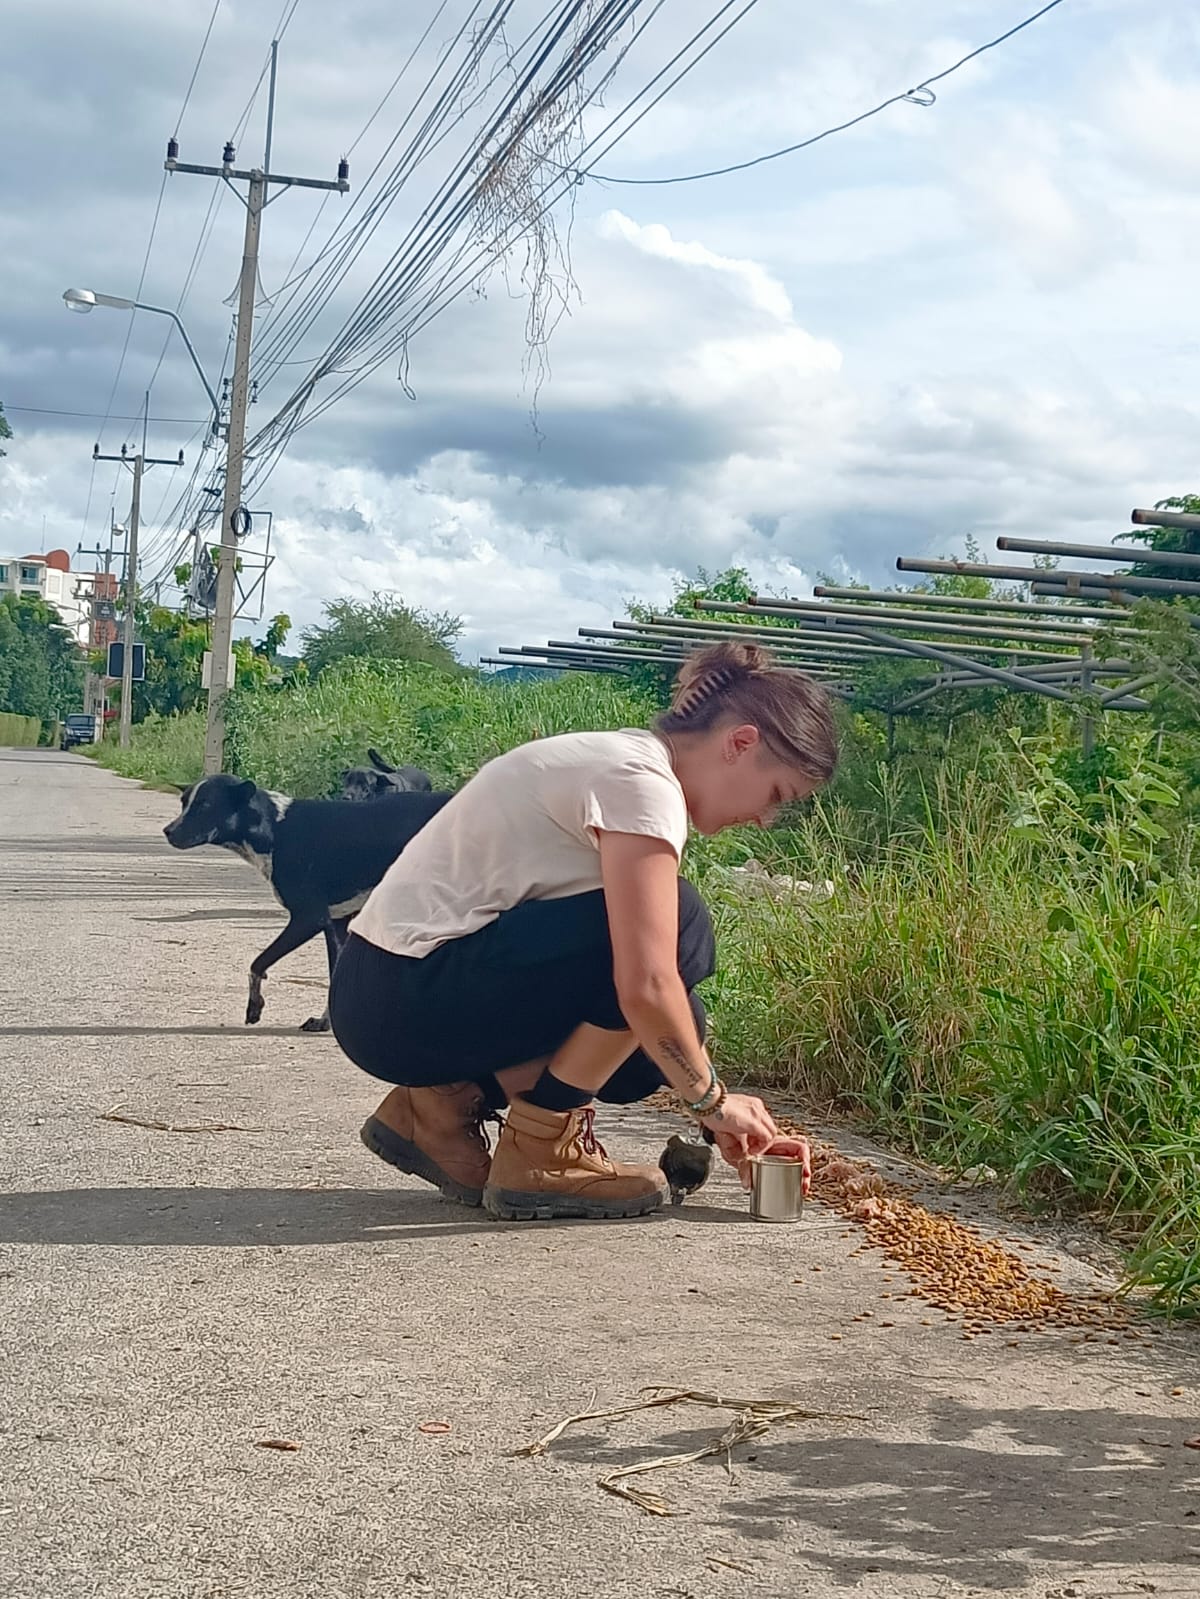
{"left": 0, "top": 747, "right": 1197, "bottom": 1599}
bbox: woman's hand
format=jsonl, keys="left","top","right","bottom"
{"left": 736, "top": 1135, "right": 812, "bottom": 1196}
{"left": 700, "top": 1092, "right": 779, "bottom": 1171}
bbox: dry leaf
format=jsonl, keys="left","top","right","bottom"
{"left": 255, "top": 1439, "right": 301, "bottom": 1452}
{"left": 418, "top": 1420, "right": 452, "bottom": 1435}
{"left": 1183, "top": 1437, "right": 1200, "bottom": 1451}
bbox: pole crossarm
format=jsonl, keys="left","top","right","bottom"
{"left": 165, "top": 158, "right": 348, "bottom": 194}
{"left": 93, "top": 452, "right": 183, "bottom": 469}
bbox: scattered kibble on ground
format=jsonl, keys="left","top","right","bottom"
{"left": 647, "top": 1092, "right": 1137, "bottom": 1334}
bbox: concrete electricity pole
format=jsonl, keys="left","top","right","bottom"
{"left": 165, "top": 107, "right": 349, "bottom": 775}
{"left": 94, "top": 393, "right": 184, "bottom": 748}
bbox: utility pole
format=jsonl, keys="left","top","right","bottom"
{"left": 165, "top": 58, "right": 349, "bottom": 775}
{"left": 94, "top": 394, "right": 185, "bottom": 748}
{"left": 76, "top": 526, "right": 121, "bottom": 728}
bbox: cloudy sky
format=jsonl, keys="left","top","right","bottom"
{"left": 2, "top": 0, "right": 1198, "bottom": 661}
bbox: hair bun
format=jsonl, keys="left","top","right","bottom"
{"left": 671, "top": 639, "right": 772, "bottom": 710}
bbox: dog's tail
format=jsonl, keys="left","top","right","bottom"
{"left": 367, "top": 748, "right": 397, "bottom": 774}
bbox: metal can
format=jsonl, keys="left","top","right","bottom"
{"left": 749, "top": 1154, "right": 806, "bottom": 1223}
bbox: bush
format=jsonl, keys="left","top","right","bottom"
{"left": 0, "top": 711, "right": 42, "bottom": 747}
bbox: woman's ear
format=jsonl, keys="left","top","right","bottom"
{"left": 725, "top": 723, "right": 761, "bottom": 761}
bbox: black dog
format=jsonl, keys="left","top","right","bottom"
{"left": 164, "top": 774, "right": 450, "bottom": 1029}
{"left": 341, "top": 748, "right": 433, "bottom": 802}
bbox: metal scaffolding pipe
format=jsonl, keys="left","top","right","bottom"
{"left": 814, "top": 584, "right": 1129, "bottom": 623}
{"left": 1027, "top": 580, "right": 1200, "bottom": 629}
{"left": 623, "top": 617, "right": 925, "bottom": 659}
{"left": 846, "top": 629, "right": 1080, "bottom": 699}
{"left": 913, "top": 657, "right": 1133, "bottom": 692}
{"left": 897, "top": 555, "right": 1200, "bottom": 599}
{"left": 480, "top": 657, "right": 622, "bottom": 676}
{"left": 592, "top": 623, "right": 875, "bottom": 658}
{"left": 679, "top": 613, "right": 1080, "bottom": 701}
{"left": 1132, "top": 507, "right": 1200, "bottom": 531}
{"left": 1031, "top": 580, "right": 1135, "bottom": 603}
{"left": 1099, "top": 674, "right": 1159, "bottom": 706}
{"left": 749, "top": 591, "right": 1135, "bottom": 641}
{"left": 551, "top": 637, "right": 841, "bottom": 676}
{"left": 620, "top": 612, "right": 1080, "bottom": 662}
{"left": 697, "top": 599, "right": 1083, "bottom": 652}
{"left": 508, "top": 643, "right": 852, "bottom": 682}
{"left": 997, "top": 535, "right": 1200, "bottom": 571}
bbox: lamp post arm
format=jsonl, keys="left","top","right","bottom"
{"left": 135, "top": 302, "right": 222, "bottom": 435}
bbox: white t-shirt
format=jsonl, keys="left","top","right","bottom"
{"left": 350, "top": 728, "right": 689, "bottom": 958}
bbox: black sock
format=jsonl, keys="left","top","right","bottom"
{"left": 481, "top": 1075, "right": 508, "bottom": 1112}
{"left": 524, "top": 1069, "right": 593, "bottom": 1113}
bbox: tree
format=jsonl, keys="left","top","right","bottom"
{"left": 0, "top": 594, "right": 84, "bottom": 724}
{"left": 257, "top": 613, "right": 292, "bottom": 661}
{"left": 300, "top": 593, "right": 462, "bottom": 679}
{"left": 0, "top": 400, "right": 11, "bottom": 459}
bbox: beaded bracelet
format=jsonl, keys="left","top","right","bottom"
{"left": 700, "top": 1081, "right": 728, "bottom": 1120}
{"left": 684, "top": 1071, "right": 724, "bottom": 1117}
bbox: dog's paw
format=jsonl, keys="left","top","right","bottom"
{"left": 245, "top": 999, "right": 264, "bottom": 1025}
{"left": 299, "top": 1013, "right": 331, "bottom": 1033}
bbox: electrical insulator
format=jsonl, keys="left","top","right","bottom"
{"left": 177, "top": 451, "right": 185, "bottom": 466}
{"left": 120, "top": 444, "right": 128, "bottom": 458}
{"left": 92, "top": 443, "right": 100, "bottom": 460}
{"left": 223, "top": 141, "right": 236, "bottom": 166}
{"left": 166, "top": 137, "right": 179, "bottom": 162}
{"left": 337, "top": 157, "right": 350, "bottom": 185}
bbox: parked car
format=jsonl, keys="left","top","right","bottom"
{"left": 60, "top": 713, "right": 98, "bottom": 749}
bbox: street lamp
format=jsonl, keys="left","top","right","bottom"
{"left": 62, "top": 287, "right": 222, "bottom": 437}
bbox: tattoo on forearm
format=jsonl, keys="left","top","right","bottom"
{"left": 656, "top": 1035, "right": 708, "bottom": 1088}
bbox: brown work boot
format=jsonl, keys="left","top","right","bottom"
{"left": 360, "top": 1084, "right": 493, "bottom": 1207}
{"left": 483, "top": 1099, "right": 667, "bottom": 1221}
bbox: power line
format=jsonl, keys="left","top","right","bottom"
{"left": 228, "top": 0, "right": 303, "bottom": 145}
{"left": 174, "top": 0, "right": 223, "bottom": 136}
{"left": 245, "top": 0, "right": 733, "bottom": 459}
{"left": 585, "top": 0, "right": 1069, "bottom": 185}
{"left": 7, "top": 405, "right": 214, "bottom": 423}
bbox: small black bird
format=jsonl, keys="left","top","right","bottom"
{"left": 658, "top": 1128, "right": 716, "bottom": 1205}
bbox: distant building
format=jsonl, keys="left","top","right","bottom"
{"left": 0, "top": 549, "right": 91, "bottom": 646}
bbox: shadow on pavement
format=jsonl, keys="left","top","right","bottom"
{"left": 0, "top": 1186, "right": 751, "bottom": 1245}
{"left": 550, "top": 1401, "right": 1200, "bottom": 1590}
{"left": 0, "top": 1025, "right": 305, "bottom": 1037}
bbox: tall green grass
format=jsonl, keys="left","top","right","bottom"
{"left": 700, "top": 739, "right": 1200, "bottom": 1314}
{"left": 226, "top": 659, "right": 656, "bottom": 793}
{"left": 85, "top": 709, "right": 206, "bottom": 786}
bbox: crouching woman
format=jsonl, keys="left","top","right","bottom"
{"left": 329, "top": 641, "right": 838, "bottom": 1221}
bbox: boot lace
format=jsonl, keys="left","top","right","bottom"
{"left": 574, "top": 1107, "right": 608, "bottom": 1159}
{"left": 472, "top": 1107, "right": 505, "bottom": 1153}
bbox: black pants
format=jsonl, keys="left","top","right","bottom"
{"left": 329, "top": 880, "right": 716, "bottom": 1106}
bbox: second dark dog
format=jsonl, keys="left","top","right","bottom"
{"left": 341, "top": 748, "right": 433, "bottom": 802}
{"left": 164, "top": 774, "right": 450, "bottom": 1029}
